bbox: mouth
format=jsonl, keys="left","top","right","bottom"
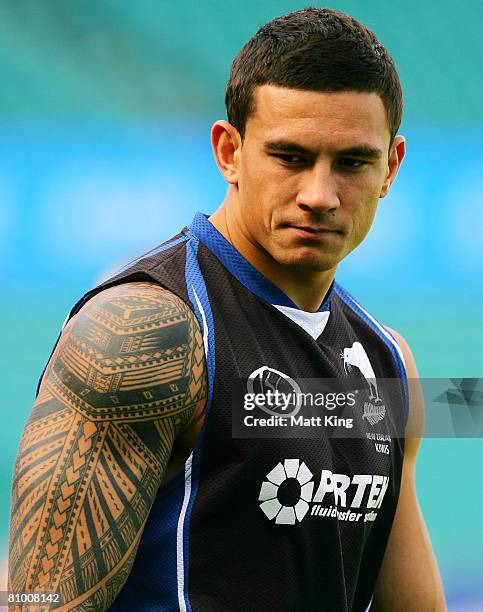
{"left": 294, "top": 225, "right": 337, "bottom": 233}
{"left": 284, "top": 224, "right": 343, "bottom": 239}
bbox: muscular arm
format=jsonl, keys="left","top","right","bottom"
{"left": 371, "top": 329, "right": 446, "bottom": 611}
{"left": 8, "top": 282, "right": 207, "bottom": 610}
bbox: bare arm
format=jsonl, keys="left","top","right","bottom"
{"left": 371, "top": 329, "right": 446, "bottom": 611}
{"left": 8, "top": 282, "right": 207, "bottom": 610}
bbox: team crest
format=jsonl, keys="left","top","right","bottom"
{"left": 341, "top": 341, "right": 386, "bottom": 425}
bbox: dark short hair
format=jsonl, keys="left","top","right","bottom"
{"left": 226, "top": 7, "right": 403, "bottom": 143}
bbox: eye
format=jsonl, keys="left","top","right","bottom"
{"left": 337, "top": 158, "right": 369, "bottom": 169}
{"left": 272, "top": 153, "right": 306, "bottom": 164}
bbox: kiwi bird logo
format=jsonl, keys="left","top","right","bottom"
{"left": 340, "top": 342, "right": 382, "bottom": 403}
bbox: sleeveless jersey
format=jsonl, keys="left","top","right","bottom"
{"left": 38, "top": 212, "right": 408, "bottom": 612}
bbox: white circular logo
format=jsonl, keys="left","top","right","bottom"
{"left": 258, "top": 459, "right": 314, "bottom": 525}
{"left": 247, "top": 366, "right": 302, "bottom": 417}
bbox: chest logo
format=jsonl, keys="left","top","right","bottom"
{"left": 258, "top": 459, "right": 389, "bottom": 525}
{"left": 247, "top": 366, "right": 302, "bottom": 418}
{"left": 341, "top": 341, "right": 386, "bottom": 425}
{"left": 258, "top": 459, "right": 314, "bottom": 524}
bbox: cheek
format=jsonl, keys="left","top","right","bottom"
{"left": 355, "top": 204, "right": 380, "bottom": 251}
{"left": 243, "top": 156, "right": 279, "bottom": 196}
{"left": 239, "top": 156, "right": 291, "bottom": 210}
{"left": 342, "top": 169, "right": 382, "bottom": 199}
{"left": 237, "top": 159, "right": 273, "bottom": 233}
{"left": 239, "top": 155, "right": 266, "bottom": 200}
{"left": 342, "top": 177, "right": 382, "bottom": 239}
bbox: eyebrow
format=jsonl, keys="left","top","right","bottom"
{"left": 263, "top": 140, "right": 383, "bottom": 159}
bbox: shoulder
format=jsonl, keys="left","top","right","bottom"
{"left": 67, "top": 280, "right": 196, "bottom": 326}
{"left": 384, "top": 327, "right": 418, "bottom": 378}
{"left": 63, "top": 281, "right": 204, "bottom": 356}
{"left": 42, "top": 281, "right": 207, "bottom": 432}
{"left": 384, "top": 326, "right": 424, "bottom": 459}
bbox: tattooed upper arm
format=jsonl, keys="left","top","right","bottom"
{"left": 8, "top": 282, "right": 207, "bottom": 610}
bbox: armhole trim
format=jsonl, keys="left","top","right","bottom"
{"left": 175, "top": 231, "right": 216, "bottom": 612}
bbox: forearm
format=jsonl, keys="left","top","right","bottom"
{"left": 370, "top": 559, "right": 446, "bottom": 612}
{"left": 370, "top": 460, "right": 446, "bottom": 611}
{"left": 8, "top": 400, "right": 167, "bottom": 610}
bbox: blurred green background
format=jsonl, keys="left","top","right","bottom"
{"left": 1, "top": 1, "right": 482, "bottom": 608}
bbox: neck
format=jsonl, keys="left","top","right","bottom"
{"left": 209, "top": 189, "right": 336, "bottom": 312}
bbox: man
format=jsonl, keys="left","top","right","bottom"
{"left": 9, "top": 8, "right": 445, "bottom": 611}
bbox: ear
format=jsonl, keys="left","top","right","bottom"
{"left": 211, "top": 120, "right": 242, "bottom": 185}
{"left": 380, "top": 135, "right": 406, "bottom": 198}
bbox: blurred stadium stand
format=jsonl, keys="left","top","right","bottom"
{"left": 1, "top": 1, "right": 482, "bottom": 608}
{"left": 0, "top": 1, "right": 481, "bottom": 120}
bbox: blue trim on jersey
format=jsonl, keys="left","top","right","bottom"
{"left": 185, "top": 234, "right": 215, "bottom": 410}
{"left": 334, "top": 282, "right": 409, "bottom": 423}
{"left": 189, "top": 212, "right": 333, "bottom": 312}
{"left": 173, "top": 232, "right": 216, "bottom": 611}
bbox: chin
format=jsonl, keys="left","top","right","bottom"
{"left": 275, "top": 249, "right": 339, "bottom": 272}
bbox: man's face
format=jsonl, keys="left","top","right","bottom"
{"left": 233, "top": 85, "right": 400, "bottom": 272}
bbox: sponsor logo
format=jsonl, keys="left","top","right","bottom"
{"left": 258, "top": 459, "right": 314, "bottom": 524}
{"left": 258, "top": 459, "right": 389, "bottom": 525}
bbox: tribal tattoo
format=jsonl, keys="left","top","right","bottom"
{"left": 8, "top": 282, "right": 207, "bottom": 610}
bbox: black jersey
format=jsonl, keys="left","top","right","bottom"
{"left": 39, "top": 212, "right": 408, "bottom": 612}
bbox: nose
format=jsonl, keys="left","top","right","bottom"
{"left": 295, "top": 162, "right": 340, "bottom": 214}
